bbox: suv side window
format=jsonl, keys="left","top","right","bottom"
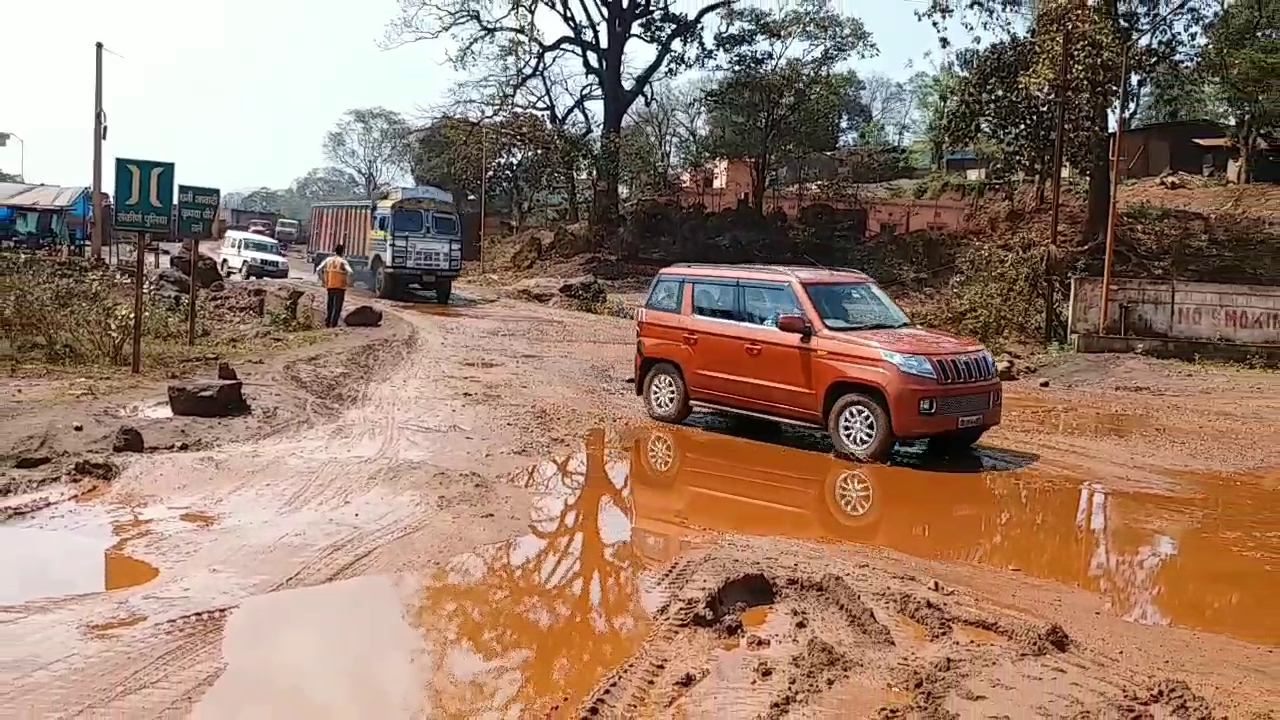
{"left": 691, "top": 282, "right": 738, "bottom": 321}
{"left": 645, "top": 278, "right": 683, "bottom": 313}
{"left": 741, "top": 283, "right": 803, "bottom": 328}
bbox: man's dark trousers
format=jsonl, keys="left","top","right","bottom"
{"left": 326, "top": 289, "right": 346, "bottom": 328}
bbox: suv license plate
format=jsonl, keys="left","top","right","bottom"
{"left": 421, "top": 274, "right": 436, "bottom": 283}
{"left": 957, "top": 414, "right": 983, "bottom": 429}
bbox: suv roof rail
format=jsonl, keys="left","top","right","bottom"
{"left": 667, "top": 263, "right": 795, "bottom": 275}
{"left": 666, "top": 263, "right": 871, "bottom": 278}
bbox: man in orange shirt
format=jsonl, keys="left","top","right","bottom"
{"left": 316, "top": 243, "right": 353, "bottom": 328}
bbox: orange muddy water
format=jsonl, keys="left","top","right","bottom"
{"left": 189, "top": 424, "right": 1277, "bottom": 717}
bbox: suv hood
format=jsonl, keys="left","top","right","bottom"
{"left": 825, "top": 326, "right": 984, "bottom": 355}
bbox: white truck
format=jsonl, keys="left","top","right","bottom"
{"left": 308, "top": 186, "right": 463, "bottom": 304}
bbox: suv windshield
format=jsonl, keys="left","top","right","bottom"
{"left": 244, "top": 239, "right": 279, "bottom": 255}
{"left": 803, "top": 282, "right": 911, "bottom": 330}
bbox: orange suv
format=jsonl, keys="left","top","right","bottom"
{"left": 633, "top": 264, "right": 1002, "bottom": 461}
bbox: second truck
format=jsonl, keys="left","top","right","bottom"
{"left": 307, "top": 185, "right": 463, "bottom": 304}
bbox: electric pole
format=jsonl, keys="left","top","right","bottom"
{"left": 91, "top": 41, "right": 105, "bottom": 261}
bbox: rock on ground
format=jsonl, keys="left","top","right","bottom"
{"left": 343, "top": 305, "right": 383, "bottom": 327}
{"left": 112, "top": 426, "right": 145, "bottom": 453}
{"left": 170, "top": 250, "right": 224, "bottom": 289}
{"left": 167, "top": 380, "right": 250, "bottom": 418}
{"left": 218, "top": 362, "right": 239, "bottom": 381}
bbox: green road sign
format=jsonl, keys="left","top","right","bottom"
{"left": 177, "top": 185, "right": 221, "bottom": 239}
{"left": 113, "top": 158, "right": 175, "bottom": 233}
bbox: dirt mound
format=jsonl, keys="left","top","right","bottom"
{"left": 574, "top": 540, "right": 1240, "bottom": 719}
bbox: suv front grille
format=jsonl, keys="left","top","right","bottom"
{"left": 937, "top": 392, "right": 993, "bottom": 416}
{"left": 932, "top": 353, "right": 996, "bottom": 384}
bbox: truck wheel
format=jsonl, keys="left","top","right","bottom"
{"left": 434, "top": 280, "right": 452, "bottom": 305}
{"left": 928, "top": 429, "right": 985, "bottom": 456}
{"left": 828, "top": 393, "right": 894, "bottom": 462}
{"left": 374, "top": 263, "right": 398, "bottom": 300}
{"left": 642, "top": 363, "right": 691, "bottom": 424}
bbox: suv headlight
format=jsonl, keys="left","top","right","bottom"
{"left": 879, "top": 350, "right": 937, "bottom": 379}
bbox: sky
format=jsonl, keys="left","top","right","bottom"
{"left": 2, "top": 0, "right": 964, "bottom": 194}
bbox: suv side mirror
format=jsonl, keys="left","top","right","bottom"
{"left": 776, "top": 314, "right": 812, "bottom": 335}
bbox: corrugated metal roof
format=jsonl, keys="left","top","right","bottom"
{"left": 0, "top": 182, "right": 89, "bottom": 210}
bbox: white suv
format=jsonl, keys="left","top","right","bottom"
{"left": 218, "top": 230, "right": 289, "bottom": 280}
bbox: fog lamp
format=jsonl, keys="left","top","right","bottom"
{"left": 919, "top": 398, "right": 936, "bottom": 415}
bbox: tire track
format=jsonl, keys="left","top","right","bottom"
{"left": 576, "top": 551, "right": 711, "bottom": 718}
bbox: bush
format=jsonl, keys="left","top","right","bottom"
{"left": 0, "top": 255, "right": 208, "bottom": 367}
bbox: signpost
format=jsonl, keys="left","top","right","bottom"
{"left": 178, "top": 185, "right": 221, "bottom": 345}
{"left": 114, "top": 158, "right": 175, "bottom": 374}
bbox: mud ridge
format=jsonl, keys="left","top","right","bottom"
{"left": 572, "top": 543, "right": 1107, "bottom": 719}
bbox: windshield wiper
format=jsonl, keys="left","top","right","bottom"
{"left": 843, "top": 322, "right": 912, "bottom": 331}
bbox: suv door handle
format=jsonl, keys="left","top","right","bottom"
{"left": 682, "top": 333, "right": 698, "bottom": 345}
{"left": 744, "top": 343, "right": 762, "bottom": 356}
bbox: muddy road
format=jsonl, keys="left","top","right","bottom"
{"left": 0, "top": 288, "right": 1277, "bottom": 718}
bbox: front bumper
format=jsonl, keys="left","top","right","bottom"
{"left": 246, "top": 265, "right": 289, "bottom": 279}
{"left": 384, "top": 267, "right": 460, "bottom": 280}
{"left": 887, "top": 377, "right": 1003, "bottom": 439}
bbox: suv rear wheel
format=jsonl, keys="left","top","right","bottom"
{"left": 642, "top": 363, "right": 691, "bottom": 424}
{"left": 828, "top": 393, "right": 894, "bottom": 462}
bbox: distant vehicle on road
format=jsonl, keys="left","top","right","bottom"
{"left": 633, "top": 263, "right": 1002, "bottom": 461}
{"left": 274, "top": 218, "right": 300, "bottom": 249}
{"left": 218, "top": 230, "right": 289, "bottom": 280}
{"left": 308, "top": 186, "right": 463, "bottom": 304}
{"left": 245, "top": 219, "right": 275, "bottom": 238}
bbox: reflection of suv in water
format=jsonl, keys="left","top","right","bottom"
{"left": 634, "top": 264, "right": 1002, "bottom": 461}
{"left": 626, "top": 425, "right": 994, "bottom": 553}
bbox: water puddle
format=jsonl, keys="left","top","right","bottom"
{"left": 195, "top": 424, "right": 1279, "bottom": 717}
{"left": 0, "top": 517, "right": 160, "bottom": 605}
{"left": 117, "top": 397, "right": 173, "bottom": 419}
{"left": 200, "top": 428, "right": 652, "bottom": 718}
{"left": 622, "top": 424, "right": 1278, "bottom": 644}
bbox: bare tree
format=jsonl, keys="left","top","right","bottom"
{"left": 323, "top": 107, "right": 412, "bottom": 200}
{"left": 385, "top": 0, "right": 731, "bottom": 238}
{"left": 860, "top": 73, "right": 915, "bottom": 146}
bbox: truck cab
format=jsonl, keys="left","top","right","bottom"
{"left": 370, "top": 186, "right": 463, "bottom": 304}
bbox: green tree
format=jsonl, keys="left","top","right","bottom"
{"left": 1199, "top": 0, "right": 1280, "bottom": 182}
{"left": 0, "top": 169, "right": 21, "bottom": 183}
{"left": 704, "top": 0, "right": 875, "bottom": 212}
{"left": 289, "top": 167, "right": 362, "bottom": 204}
{"left": 441, "top": 53, "right": 599, "bottom": 223}
{"left": 907, "top": 65, "right": 961, "bottom": 170}
{"left": 385, "top": 0, "right": 731, "bottom": 236}
{"left": 323, "top": 107, "right": 412, "bottom": 200}
{"left": 921, "top": 0, "right": 1210, "bottom": 241}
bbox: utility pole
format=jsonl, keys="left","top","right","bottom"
{"left": 1099, "top": 48, "right": 1130, "bottom": 335}
{"left": 91, "top": 41, "right": 105, "bottom": 261}
{"left": 1045, "top": 26, "right": 1070, "bottom": 343}
{"left": 131, "top": 233, "right": 146, "bottom": 373}
{"left": 479, "top": 124, "right": 488, "bottom": 274}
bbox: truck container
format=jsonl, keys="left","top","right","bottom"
{"left": 308, "top": 186, "right": 463, "bottom": 304}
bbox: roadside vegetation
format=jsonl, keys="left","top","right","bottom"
{"left": 0, "top": 254, "right": 325, "bottom": 374}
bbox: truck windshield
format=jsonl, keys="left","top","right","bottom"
{"left": 392, "top": 208, "right": 425, "bottom": 234}
{"left": 431, "top": 212, "right": 459, "bottom": 236}
{"left": 277, "top": 220, "right": 299, "bottom": 230}
{"left": 803, "top": 282, "right": 911, "bottom": 331}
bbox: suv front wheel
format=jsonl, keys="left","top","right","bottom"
{"left": 828, "top": 393, "right": 894, "bottom": 462}
{"left": 642, "top": 363, "right": 691, "bottom": 424}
